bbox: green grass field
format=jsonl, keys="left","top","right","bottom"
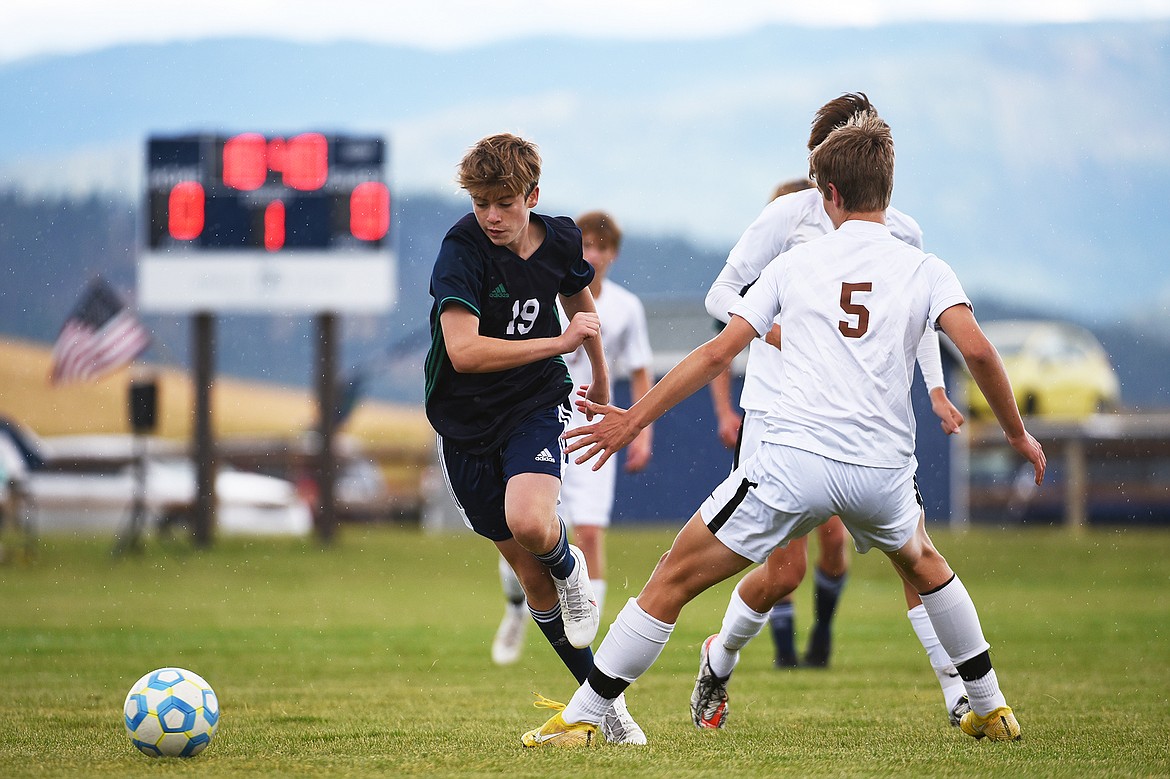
{"left": 1, "top": 524, "right": 1167, "bottom": 778}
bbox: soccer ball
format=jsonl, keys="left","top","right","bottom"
{"left": 123, "top": 667, "right": 220, "bottom": 757}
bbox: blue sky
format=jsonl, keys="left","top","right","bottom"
{"left": 3, "top": 0, "right": 1170, "bottom": 63}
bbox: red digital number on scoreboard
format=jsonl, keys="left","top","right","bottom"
{"left": 222, "top": 132, "right": 329, "bottom": 192}
{"left": 160, "top": 133, "right": 390, "bottom": 249}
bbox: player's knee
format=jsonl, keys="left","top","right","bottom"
{"left": 762, "top": 556, "right": 806, "bottom": 598}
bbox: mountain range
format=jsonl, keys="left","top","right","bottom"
{"left": 1, "top": 22, "right": 1168, "bottom": 407}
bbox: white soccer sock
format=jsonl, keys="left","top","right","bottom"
{"left": 917, "top": 576, "right": 990, "bottom": 665}
{"left": 498, "top": 556, "right": 525, "bottom": 604}
{"left": 918, "top": 576, "right": 1007, "bottom": 716}
{"left": 592, "top": 579, "right": 607, "bottom": 617}
{"left": 907, "top": 604, "right": 966, "bottom": 711}
{"left": 709, "top": 584, "right": 768, "bottom": 678}
{"left": 563, "top": 598, "right": 674, "bottom": 724}
{"left": 963, "top": 668, "right": 1007, "bottom": 716}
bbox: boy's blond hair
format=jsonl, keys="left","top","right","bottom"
{"left": 457, "top": 133, "right": 541, "bottom": 199}
{"left": 576, "top": 210, "right": 623, "bottom": 251}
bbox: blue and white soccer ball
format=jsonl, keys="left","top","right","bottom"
{"left": 123, "top": 667, "right": 220, "bottom": 757}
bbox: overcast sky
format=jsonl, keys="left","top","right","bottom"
{"left": 3, "top": 0, "right": 1170, "bottom": 63}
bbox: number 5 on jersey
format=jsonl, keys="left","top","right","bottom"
{"left": 838, "top": 282, "right": 872, "bottom": 338}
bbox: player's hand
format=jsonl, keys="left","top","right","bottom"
{"left": 561, "top": 312, "right": 601, "bottom": 353}
{"left": 623, "top": 430, "right": 652, "bottom": 473}
{"left": 929, "top": 387, "right": 965, "bottom": 435}
{"left": 575, "top": 383, "right": 610, "bottom": 420}
{"left": 564, "top": 400, "right": 639, "bottom": 471}
{"left": 1007, "top": 430, "right": 1046, "bottom": 485}
{"left": 717, "top": 411, "right": 742, "bottom": 449}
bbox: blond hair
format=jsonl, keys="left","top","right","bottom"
{"left": 457, "top": 133, "right": 541, "bottom": 199}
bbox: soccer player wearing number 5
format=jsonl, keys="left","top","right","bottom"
{"left": 703, "top": 93, "right": 971, "bottom": 730}
{"left": 424, "top": 133, "right": 643, "bottom": 743}
{"left": 522, "top": 112, "right": 1044, "bottom": 747}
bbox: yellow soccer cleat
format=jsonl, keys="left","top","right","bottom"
{"left": 520, "top": 694, "right": 598, "bottom": 748}
{"left": 960, "top": 705, "right": 1021, "bottom": 741}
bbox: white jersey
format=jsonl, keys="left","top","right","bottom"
{"left": 707, "top": 186, "right": 942, "bottom": 413}
{"left": 563, "top": 279, "right": 652, "bottom": 390}
{"left": 730, "top": 220, "right": 968, "bottom": 468}
{"left": 560, "top": 279, "right": 653, "bottom": 527}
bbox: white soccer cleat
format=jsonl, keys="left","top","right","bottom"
{"left": 553, "top": 545, "right": 599, "bottom": 649}
{"left": 691, "top": 634, "right": 730, "bottom": 729}
{"left": 601, "top": 693, "right": 647, "bottom": 745}
{"left": 948, "top": 695, "right": 972, "bottom": 727}
{"left": 491, "top": 601, "right": 528, "bottom": 666}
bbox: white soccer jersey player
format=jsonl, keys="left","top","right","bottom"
{"left": 706, "top": 186, "right": 943, "bottom": 457}
{"left": 560, "top": 279, "right": 652, "bottom": 527}
{"left": 700, "top": 220, "right": 969, "bottom": 562}
{"left": 734, "top": 219, "right": 967, "bottom": 469}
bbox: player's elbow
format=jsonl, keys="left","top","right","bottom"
{"left": 705, "top": 287, "right": 733, "bottom": 323}
{"left": 447, "top": 348, "right": 484, "bottom": 374}
{"left": 699, "top": 340, "right": 736, "bottom": 376}
{"left": 961, "top": 340, "right": 999, "bottom": 374}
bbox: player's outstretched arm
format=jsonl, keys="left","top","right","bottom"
{"left": 937, "top": 304, "right": 1046, "bottom": 484}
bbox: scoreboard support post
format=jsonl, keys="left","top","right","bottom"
{"left": 139, "top": 131, "right": 395, "bottom": 547}
{"left": 193, "top": 312, "right": 216, "bottom": 548}
{"left": 315, "top": 313, "right": 339, "bottom": 544}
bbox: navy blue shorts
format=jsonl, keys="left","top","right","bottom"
{"left": 436, "top": 403, "right": 570, "bottom": 541}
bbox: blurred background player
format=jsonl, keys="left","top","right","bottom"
{"left": 493, "top": 210, "right": 655, "bottom": 667}
{"left": 703, "top": 93, "right": 971, "bottom": 726}
{"left": 424, "top": 133, "right": 644, "bottom": 743}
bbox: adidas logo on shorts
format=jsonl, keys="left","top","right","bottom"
{"left": 534, "top": 448, "right": 556, "bottom": 463}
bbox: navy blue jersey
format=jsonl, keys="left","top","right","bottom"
{"left": 424, "top": 212, "right": 595, "bottom": 454}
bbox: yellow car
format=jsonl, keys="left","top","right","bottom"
{"left": 966, "top": 319, "right": 1121, "bottom": 419}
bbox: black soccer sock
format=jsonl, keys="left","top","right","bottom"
{"left": 805, "top": 567, "right": 847, "bottom": 665}
{"left": 534, "top": 518, "right": 575, "bottom": 580}
{"left": 769, "top": 601, "right": 797, "bottom": 666}
{"left": 812, "top": 566, "right": 847, "bottom": 628}
{"left": 530, "top": 602, "right": 593, "bottom": 684}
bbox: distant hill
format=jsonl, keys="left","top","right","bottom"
{"left": 2, "top": 189, "right": 1168, "bottom": 410}
{"left": 1, "top": 22, "right": 1169, "bottom": 323}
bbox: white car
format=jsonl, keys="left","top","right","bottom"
{"left": 0, "top": 420, "right": 312, "bottom": 537}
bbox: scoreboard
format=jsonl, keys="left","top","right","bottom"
{"left": 138, "top": 132, "right": 396, "bottom": 313}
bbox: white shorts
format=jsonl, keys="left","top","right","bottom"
{"left": 699, "top": 442, "right": 922, "bottom": 563}
{"left": 558, "top": 406, "right": 617, "bottom": 528}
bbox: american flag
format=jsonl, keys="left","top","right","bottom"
{"left": 50, "top": 278, "right": 151, "bottom": 385}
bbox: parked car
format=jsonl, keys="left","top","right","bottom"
{"left": 967, "top": 319, "right": 1121, "bottom": 420}
{"left": 0, "top": 419, "right": 312, "bottom": 536}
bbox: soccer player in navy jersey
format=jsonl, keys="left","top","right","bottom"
{"left": 424, "top": 133, "right": 643, "bottom": 743}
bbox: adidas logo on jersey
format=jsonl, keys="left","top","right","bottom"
{"left": 489, "top": 283, "right": 509, "bottom": 299}
{"left": 534, "top": 448, "right": 556, "bottom": 463}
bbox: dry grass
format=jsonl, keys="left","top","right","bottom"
{"left": 0, "top": 336, "right": 432, "bottom": 474}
